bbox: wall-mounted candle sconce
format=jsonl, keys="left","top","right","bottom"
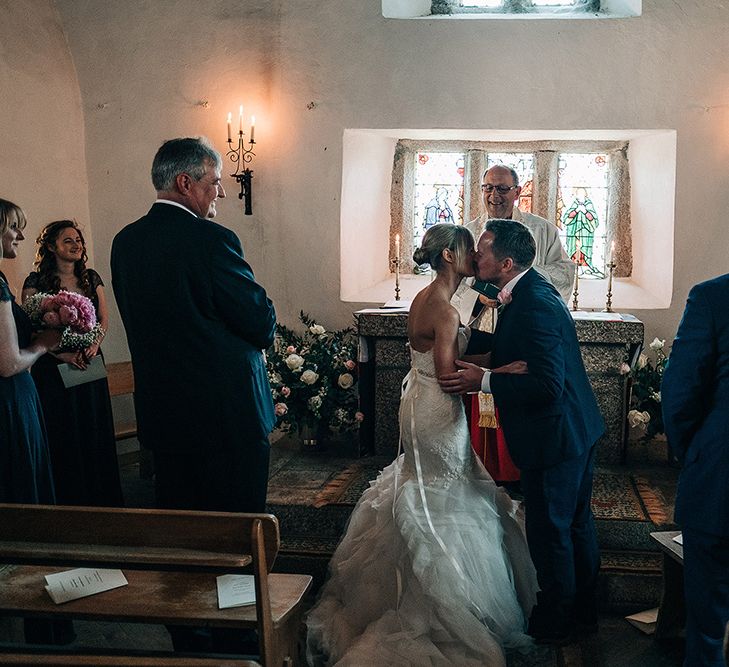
{"left": 226, "top": 106, "right": 256, "bottom": 215}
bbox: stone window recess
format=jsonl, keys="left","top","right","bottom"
{"left": 390, "top": 139, "right": 631, "bottom": 278}
{"left": 434, "top": 0, "right": 600, "bottom": 14}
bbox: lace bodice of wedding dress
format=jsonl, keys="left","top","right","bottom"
{"left": 398, "top": 326, "right": 474, "bottom": 485}
{"left": 306, "top": 327, "right": 539, "bottom": 667}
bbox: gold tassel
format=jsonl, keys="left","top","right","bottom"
{"left": 478, "top": 392, "right": 499, "bottom": 429}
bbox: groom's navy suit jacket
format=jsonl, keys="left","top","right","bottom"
{"left": 489, "top": 268, "right": 604, "bottom": 470}
{"left": 662, "top": 274, "right": 729, "bottom": 538}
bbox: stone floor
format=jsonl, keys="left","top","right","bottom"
{"left": 1, "top": 437, "right": 686, "bottom": 666}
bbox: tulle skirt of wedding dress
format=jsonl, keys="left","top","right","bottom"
{"left": 306, "top": 455, "right": 538, "bottom": 666}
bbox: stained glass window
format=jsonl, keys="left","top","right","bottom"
{"left": 458, "top": 0, "right": 600, "bottom": 14}
{"left": 558, "top": 153, "right": 609, "bottom": 278}
{"left": 412, "top": 152, "right": 465, "bottom": 260}
{"left": 462, "top": 1, "right": 587, "bottom": 7}
{"left": 486, "top": 152, "right": 534, "bottom": 213}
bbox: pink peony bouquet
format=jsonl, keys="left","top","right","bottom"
{"left": 23, "top": 290, "right": 103, "bottom": 351}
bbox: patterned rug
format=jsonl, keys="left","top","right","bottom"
{"left": 268, "top": 448, "right": 674, "bottom": 528}
{"left": 591, "top": 470, "right": 673, "bottom": 526}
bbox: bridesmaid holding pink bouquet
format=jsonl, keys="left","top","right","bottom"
{"left": 22, "top": 219, "right": 123, "bottom": 507}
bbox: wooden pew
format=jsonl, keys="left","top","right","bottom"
{"left": 0, "top": 505, "right": 312, "bottom": 667}
{"left": 0, "top": 652, "right": 259, "bottom": 665}
{"left": 106, "top": 361, "right": 153, "bottom": 478}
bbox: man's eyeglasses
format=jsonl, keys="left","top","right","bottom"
{"left": 481, "top": 184, "right": 518, "bottom": 195}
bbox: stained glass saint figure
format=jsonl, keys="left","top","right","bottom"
{"left": 562, "top": 187, "right": 601, "bottom": 276}
{"left": 423, "top": 187, "right": 455, "bottom": 229}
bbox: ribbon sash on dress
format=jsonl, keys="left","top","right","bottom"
{"left": 394, "top": 367, "right": 483, "bottom": 619}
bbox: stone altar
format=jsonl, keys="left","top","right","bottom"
{"left": 356, "top": 309, "right": 643, "bottom": 465}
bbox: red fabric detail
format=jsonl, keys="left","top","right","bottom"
{"left": 464, "top": 395, "right": 520, "bottom": 482}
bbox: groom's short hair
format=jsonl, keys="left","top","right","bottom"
{"left": 485, "top": 218, "right": 536, "bottom": 271}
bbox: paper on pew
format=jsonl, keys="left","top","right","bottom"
{"left": 44, "top": 568, "right": 128, "bottom": 604}
{"left": 217, "top": 574, "right": 256, "bottom": 609}
{"left": 625, "top": 607, "right": 658, "bottom": 634}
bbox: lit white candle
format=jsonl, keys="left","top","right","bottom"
{"left": 250, "top": 115, "right": 256, "bottom": 143}
{"left": 395, "top": 233, "right": 400, "bottom": 260}
{"left": 239, "top": 105, "right": 243, "bottom": 134}
{"left": 226, "top": 112, "right": 232, "bottom": 142}
{"left": 610, "top": 240, "right": 615, "bottom": 266}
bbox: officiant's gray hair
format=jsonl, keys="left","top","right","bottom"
{"left": 485, "top": 218, "right": 536, "bottom": 271}
{"left": 413, "top": 224, "right": 474, "bottom": 271}
{"left": 151, "top": 137, "right": 222, "bottom": 192}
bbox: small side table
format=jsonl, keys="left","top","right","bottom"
{"left": 650, "top": 530, "right": 686, "bottom": 639}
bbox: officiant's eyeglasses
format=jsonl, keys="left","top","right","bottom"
{"left": 481, "top": 184, "right": 518, "bottom": 194}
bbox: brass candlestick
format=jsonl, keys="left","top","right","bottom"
{"left": 392, "top": 257, "right": 401, "bottom": 301}
{"left": 571, "top": 263, "right": 580, "bottom": 311}
{"left": 603, "top": 260, "right": 616, "bottom": 312}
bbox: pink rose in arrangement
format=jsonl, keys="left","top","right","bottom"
{"left": 42, "top": 311, "right": 61, "bottom": 327}
{"left": 41, "top": 291, "right": 97, "bottom": 333}
{"left": 355, "top": 411, "right": 365, "bottom": 422}
{"left": 274, "top": 402, "right": 288, "bottom": 416}
{"left": 344, "top": 359, "right": 356, "bottom": 371}
{"left": 281, "top": 386, "right": 291, "bottom": 397}
{"left": 286, "top": 345, "right": 297, "bottom": 354}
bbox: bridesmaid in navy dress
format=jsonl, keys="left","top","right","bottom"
{"left": 22, "top": 220, "right": 122, "bottom": 507}
{"left": 0, "top": 199, "right": 59, "bottom": 504}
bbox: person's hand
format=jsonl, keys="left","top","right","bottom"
{"left": 84, "top": 342, "right": 100, "bottom": 359}
{"left": 438, "top": 359, "right": 485, "bottom": 394}
{"left": 478, "top": 295, "right": 499, "bottom": 309}
{"left": 32, "top": 328, "right": 62, "bottom": 354}
{"left": 492, "top": 360, "right": 528, "bottom": 374}
{"left": 55, "top": 350, "right": 88, "bottom": 370}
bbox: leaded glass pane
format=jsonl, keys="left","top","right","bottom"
{"left": 486, "top": 152, "right": 534, "bottom": 213}
{"left": 412, "top": 152, "right": 465, "bottom": 259}
{"left": 557, "top": 153, "right": 609, "bottom": 278}
{"left": 531, "top": 0, "right": 579, "bottom": 5}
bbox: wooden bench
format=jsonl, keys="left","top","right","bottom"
{"left": 0, "top": 505, "right": 312, "bottom": 667}
{"left": 106, "top": 361, "right": 153, "bottom": 478}
{"left": 650, "top": 530, "right": 685, "bottom": 639}
{"left": 0, "top": 652, "right": 259, "bottom": 665}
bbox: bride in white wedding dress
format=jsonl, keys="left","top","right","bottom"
{"left": 306, "top": 224, "right": 538, "bottom": 667}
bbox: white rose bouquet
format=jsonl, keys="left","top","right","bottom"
{"left": 266, "top": 311, "right": 362, "bottom": 438}
{"left": 626, "top": 337, "right": 670, "bottom": 441}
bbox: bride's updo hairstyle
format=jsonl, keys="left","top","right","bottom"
{"left": 412, "top": 224, "right": 473, "bottom": 272}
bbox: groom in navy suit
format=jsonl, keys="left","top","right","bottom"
{"left": 440, "top": 218, "right": 604, "bottom": 643}
{"left": 662, "top": 274, "right": 729, "bottom": 667}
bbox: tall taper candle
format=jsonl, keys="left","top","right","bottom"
{"left": 239, "top": 105, "right": 243, "bottom": 134}
{"left": 226, "top": 112, "right": 232, "bottom": 142}
{"left": 250, "top": 116, "right": 256, "bottom": 143}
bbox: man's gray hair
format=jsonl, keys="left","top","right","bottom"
{"left": 151, "top": 137, "right": 222, "bottom": 192}
{"left": 483, "top": 165, "right": 520, "bottom": 188}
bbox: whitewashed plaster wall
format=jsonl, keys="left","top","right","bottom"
{"left": 33, "top": 0, "right": 729, "bottom": 358}
{"left": 0, "top": 0, "right": 89, "bottom": 298}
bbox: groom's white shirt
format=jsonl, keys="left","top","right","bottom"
{"left": 480, "top": 269, "right": 528, "bottom": 394}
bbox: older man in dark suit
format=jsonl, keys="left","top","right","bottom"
{"left": 662, "top": 274, "right": 729, "bottom": 667}
{"left": 111, "top": 137, "right": 276, "bottom": 515}
{"left": 440, "top": 218, "right": 604, "bottom": 644}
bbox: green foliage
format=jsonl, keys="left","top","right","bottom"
{"left": 628, "top": 338, "right": 669, "bottom": 441}
{"left": 266, "top": 311, "right": 362, "bottom": 436}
